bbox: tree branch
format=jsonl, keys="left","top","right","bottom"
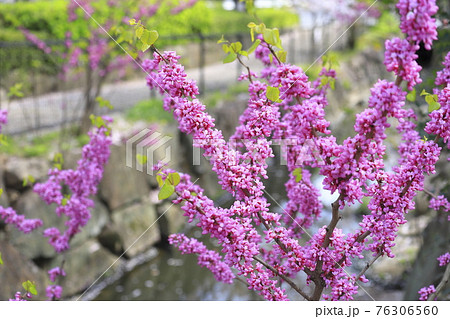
{"left": 428, "top": 262, "right": 450, "bottom": 301}
{"left": 357, "top": 251, "right": 382, "bottom": 280}
{"left": 253, "top": 255, "right": 311, "bottom": 300}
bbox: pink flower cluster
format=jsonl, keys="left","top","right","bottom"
{"left": 0, "top": 206, "right": 43, "bottom": 234}
{"left": 322, "top": 80, "right": 407, "bottom": 207}
{"left": 19, "top": 27, "right": 52, "bottom": 54}
{"left": 429, "top": 195, "right": 450, "bottom": 213}
{"left": 418, "top": 285, "right": 436, "bottom": 300}
{"left": 435, "top": 52, "right": 450, "bottom": 86}
{"left": 46, "top": 285, "right": 63, "bottom": 300}
{"left": 437, "top": 253, "right": 450, "bottom": 267}
{"left": 87, "top": 36, "right": 109, "bottom": 73}
{"left": 254, "top": 36, "right": 275, "bottom": 67}
{"left": 9, "top": 291, "right": 32, "bottom": 301}
{"left": 360, "top": 139, "right": 440, "bottom": 257}
{"left": 396, "top": 0, "right": 438, "bottom": 50}
{"left": 68, "top": 0, "right": 94, "bottom": 21}
{"left": 269, "top": 64, "right": 313, "bottom": 102}
{"left": 384, "top": 37, "right": 422, "bottom": 90}
{"left": 164, "top": 171, "right": 287, "bottom": 300}
{"left": 33, "top": 121, "right": 112, "bottom": 252}
{"left": 0, "top": 109, "right": 7, "bottom": 133}
{"left": 171, "top": 0, "right": 198, "bottom": 14}
{"left": 169, "top": 233, "right": 235, "bottom": 283}
{"left": 46, "top": 267, "right": 66, "bottom": 300}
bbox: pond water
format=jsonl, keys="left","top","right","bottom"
{"left": 92, "top": 236, "right": 261, "bottom": 301}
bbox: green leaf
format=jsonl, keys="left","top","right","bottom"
{"left": 141, "top": 29, "right": 159, "bottom": 46}
{"left": 239, "top": 50, "right": 248, "bottom": 57}
{"left": 7, "top": 83, "right": 24, "bottom": 98}
{"left": 22, "top": 280, "right": 37, "bottom": 296}
{"left": 266, "top": 86, "right": 280, "bottom": 102}
{"left": 217, "top": 35, "right": 227, "bottom": 44}
{"left": 254, "top": 23, "right": 266, "bottom": 34}
{"left": 167, "top": 172, "right": 180, "bottom": 186}
{"left": 139, "top": 41, "right": 151, "bottom": 53}
{"left": 22, "top": 175, "right": 35, "bottom": 187}
{"left": 89, "top": 114, "right": 109, "bottom": 129}
{"left": 406, "top": 88, "right": 416, "bottom": 102}
{"left": 129, "top": 50, "right": 139, "bottom": 60}
{"left": 420, "top": 89, "right": 428, "bottom": 96}
{"left": 158, "top": 182, "right": 175, "bottom": 200}
{"left": 129, "top": 19, "right": 137, "bottom": 26}
{"left": 276, "top": 50, "right": 287, "bottom": 63}
{"left": 0, "top": 188, "right": 3, "bottom": 198}
{"left": 263, "top": 28, "right": 282, "bottom": 49}
{"left": 223, "top": 52, "right": 237, "bottom": 64}
{"left": 428, "top": 101, "right": 441, "bottom": 112}
{"left": 247, "top": 39, "right": 261, "bottom": 54}
{"left": 247, "top": 22, "right": 257, "bottom": 28}
{"left": 0, "top": 134, "right": 7, "bottom": 146}
{"left": 329, "top": 78, "right": 335, "bottom": 90}
{"left": 230, "top": 42, "right": 242, "bottom": 53}
{"left": 222, "top": 44, "right": 230, "bottom": 53}
{"left": 0, "top": 252, "right": 3, "bottom": 265}
{"left": 425, "top": 94, "right": 434, "bottom": 105}
{"left": 293, "top": 168, "right": 303, "bottom": 182}
{"left": 156, "top": 175, "right": 164, "bottom": 188}
{"left": 135, "top": 26, "right": 144, "bottom": 39}
{"left": 53, "top": 152, "right": 64, "bottom": 170}
{"left": 136, "top": 154, "right": 148, "bottom": 165}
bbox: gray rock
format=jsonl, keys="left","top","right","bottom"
{"left": 98, "top": 144, "right": 150, "bottom": 210}
{"left": 51, "top": 239, "right": 121, "bottom": 297}
{"left": 4, "top": 157, "right": 50, "bottom": 191}
{"left": 97, "top": 223, "right": 125, "bottom": 256}
{"left": 0, "top": 240, "right": 48, "bottom": 300}
{"left": 111, "top": 199, "right": 160, "bottom": 257}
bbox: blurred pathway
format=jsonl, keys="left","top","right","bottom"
{"left": 3, "top": 58, "right": 264, "bottom": 135}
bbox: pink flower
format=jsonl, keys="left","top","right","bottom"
{"left": 48, "top": 267, "right": 66, "bottom": 282}
{"left": 418, "top": 285, "right": 436, "bottom": 300}
{"left": 429, "top": 195, "right": 450, "bottom": 212}
{"left": 0, "top": 206, "right": 43, "bottom": 234}
{"left": 397, "top": 0, "right": 438, "bottom": 50}
{"left": 34, "top": 121, "right": 112, "bottom": 252}
{"left": 435, "top": 52, "right": 450, "bottom": 86}
{"left": 46, "top": 285, "right": 63, "bottom": 300}
{"left": 384, "top": 38, "right": 422, "bottom": 90}
{"left": 169, "top": 233, "right": 235, "bottom": 283}
{"left": 437, "top": 253, "right": 450, "bottom": 267}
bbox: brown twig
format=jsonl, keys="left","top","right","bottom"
{"left": 236, "top": 55, "right": 254, "bottom": 84}
{"left": 253, "top": 256, "right": 311, "bottom": 300}
{"left": 428, "top": 262, "right": 450, "bottom": 301}
{"left": 357, "top": 251, "right": 382, "bottom": 280}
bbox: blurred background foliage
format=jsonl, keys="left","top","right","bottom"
{"left": 0, "top": 0, "right": 299, "bottom": 42}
